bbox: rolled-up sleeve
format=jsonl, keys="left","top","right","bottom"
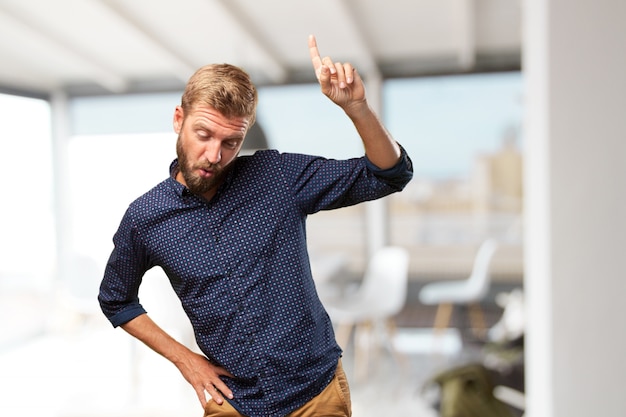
{"left": 365, "top": 144, "right": 413, "bottom": 191}
{"left": 98, "top": 207, "right": 150, "bottom": 327}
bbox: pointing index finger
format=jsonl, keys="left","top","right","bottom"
{"left": 308, "top": 34, "right": 322, "bottom": 78}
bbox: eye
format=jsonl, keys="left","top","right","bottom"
{"left": 196, "top": 130, "right": 210, "bottom": 140}
{"left": 224, "top": 140, "right": 240, "bottom": 150}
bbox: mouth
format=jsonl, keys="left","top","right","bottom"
{"left": 197, "top": 167, "right": 214, "bottom": 178}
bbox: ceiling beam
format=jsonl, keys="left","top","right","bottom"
{"left": 212, "top": 0, "right": 288, "bottom": 83}
{"left": 0, "top": 2, "right": 128, "bottom": 93}
{"left": 97, "top": 0, "right": 197, "bottom": 83}
{"left": 335, "top": 0, "right": 380, "bottom": 79}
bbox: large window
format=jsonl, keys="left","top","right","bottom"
{"left": 0, "top": 93, "right": 54, "bottom": 348}
{"left": 385, "top": 72, "right": 524, "bottom": 280}
{"left": 0, "top": 71, "right": 525, "bottom": 414}
{"left": 257, "top": 73, "right": 524, "bottom": 280}
{"left": 0, "top": 94, "right": 54, "bottom": 289}
{"left": 0, "top": 71, "right": 524, "bottom": 313}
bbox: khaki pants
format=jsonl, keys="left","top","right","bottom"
{"left": 204, "top": 360, "right": 352, "bottom": 417}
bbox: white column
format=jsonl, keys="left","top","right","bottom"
{"left": 524, "top": 1, "right": 626, "bottom": 416}
{"left": 50, "top": 90, "right": 73, "bottom": 282}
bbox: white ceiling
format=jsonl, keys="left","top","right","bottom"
{"left": 0, "top": 0, "right": 521, "bottom": 97}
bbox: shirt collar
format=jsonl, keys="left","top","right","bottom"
{"left": 168, "top": 159, "right": 191, "bottom": 197}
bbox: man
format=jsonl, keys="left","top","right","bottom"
{"left": 98, "top": 35, "right": 413, "bottom": 417}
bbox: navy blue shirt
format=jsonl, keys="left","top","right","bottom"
{"left": 99, "top": 148, "right": 412, "bottom": 417}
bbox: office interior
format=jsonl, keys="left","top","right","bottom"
{"left": 0, "top": 1, "right": 624, "bottom": 417}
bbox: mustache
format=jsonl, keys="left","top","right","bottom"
{"left": 193, "top": 161, "right": 220, "bottom": 171}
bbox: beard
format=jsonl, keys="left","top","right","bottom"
{"left": 176, "top": 135, "right": 229, "bottom": 196}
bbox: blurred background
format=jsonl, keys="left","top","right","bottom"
{"left": 0, "top": 1, "right": 624, "bottom": 417}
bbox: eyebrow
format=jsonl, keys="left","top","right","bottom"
{"left": 192, "top": 122, "right": 245, "bottom": 141}
{"left": 224, "top": 134, "right": 245, "bottom": 142}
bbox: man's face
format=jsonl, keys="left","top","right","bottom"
{"left": 174, "top": 104, "right": 250, "bottom": 198}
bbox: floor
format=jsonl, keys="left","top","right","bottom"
{"left": 0, "top": 284, "right": 520, "bottom": 417}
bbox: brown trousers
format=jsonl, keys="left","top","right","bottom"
{"left": 204, "top": 360, "right": 352, "bottom": 417}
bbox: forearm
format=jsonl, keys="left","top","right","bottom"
{"left": 346, "top": 101, "right": 401, "bottom": 170}
{"left": 121, "top": 313, "right": 191, "bottom": 367}
{"left": 121, "top": 313, "right": 234, "bottom": 406}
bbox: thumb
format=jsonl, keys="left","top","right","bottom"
{"left": 352, "top": 67, "right": 362, "bottom": 84}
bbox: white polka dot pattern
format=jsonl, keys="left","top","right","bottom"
{"left": 99, "top": 148, "right": 412, "bottom": 416}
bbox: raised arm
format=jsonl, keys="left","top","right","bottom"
{"left": 309, "top": 34, "right": 401, "bottom": 169}
{"left": 121, "top": 314, "right": 234, "bottom": 408}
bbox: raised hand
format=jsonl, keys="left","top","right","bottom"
{"left": 308, "top": 34, "right": 366, "bottom": 112}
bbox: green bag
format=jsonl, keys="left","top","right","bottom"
{"left": 430, "top": 363, "right": 516, "bottom": 417}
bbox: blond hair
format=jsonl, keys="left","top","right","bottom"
{"left": 181, "top": 64, "right": 258, "bottom": 125}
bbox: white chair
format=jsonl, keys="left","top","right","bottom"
{"left": 418, "top": 239, "right": 499, "bottom": 338}
{"left": 323, "top": 246, "right": 410, "bottom": 380}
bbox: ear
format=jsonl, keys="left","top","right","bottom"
{"left": 173, "top": 106, "right": 184, "bottom": 134}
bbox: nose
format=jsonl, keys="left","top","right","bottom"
{"left": 204, "top": 141, "right": 222, "bottom": 164}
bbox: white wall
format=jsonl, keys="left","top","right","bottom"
{"left": 524, "top": 1, "right": 626, "bottom": 416}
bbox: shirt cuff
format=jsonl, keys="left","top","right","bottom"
{"left": 365, "top": 144, "right": 412, "bottom": 176}
{"left": 108, "top": 305, "right": 147, "bottom": 328}
{"left": 365, "top": 145, "right": 413, "bottom": 189}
